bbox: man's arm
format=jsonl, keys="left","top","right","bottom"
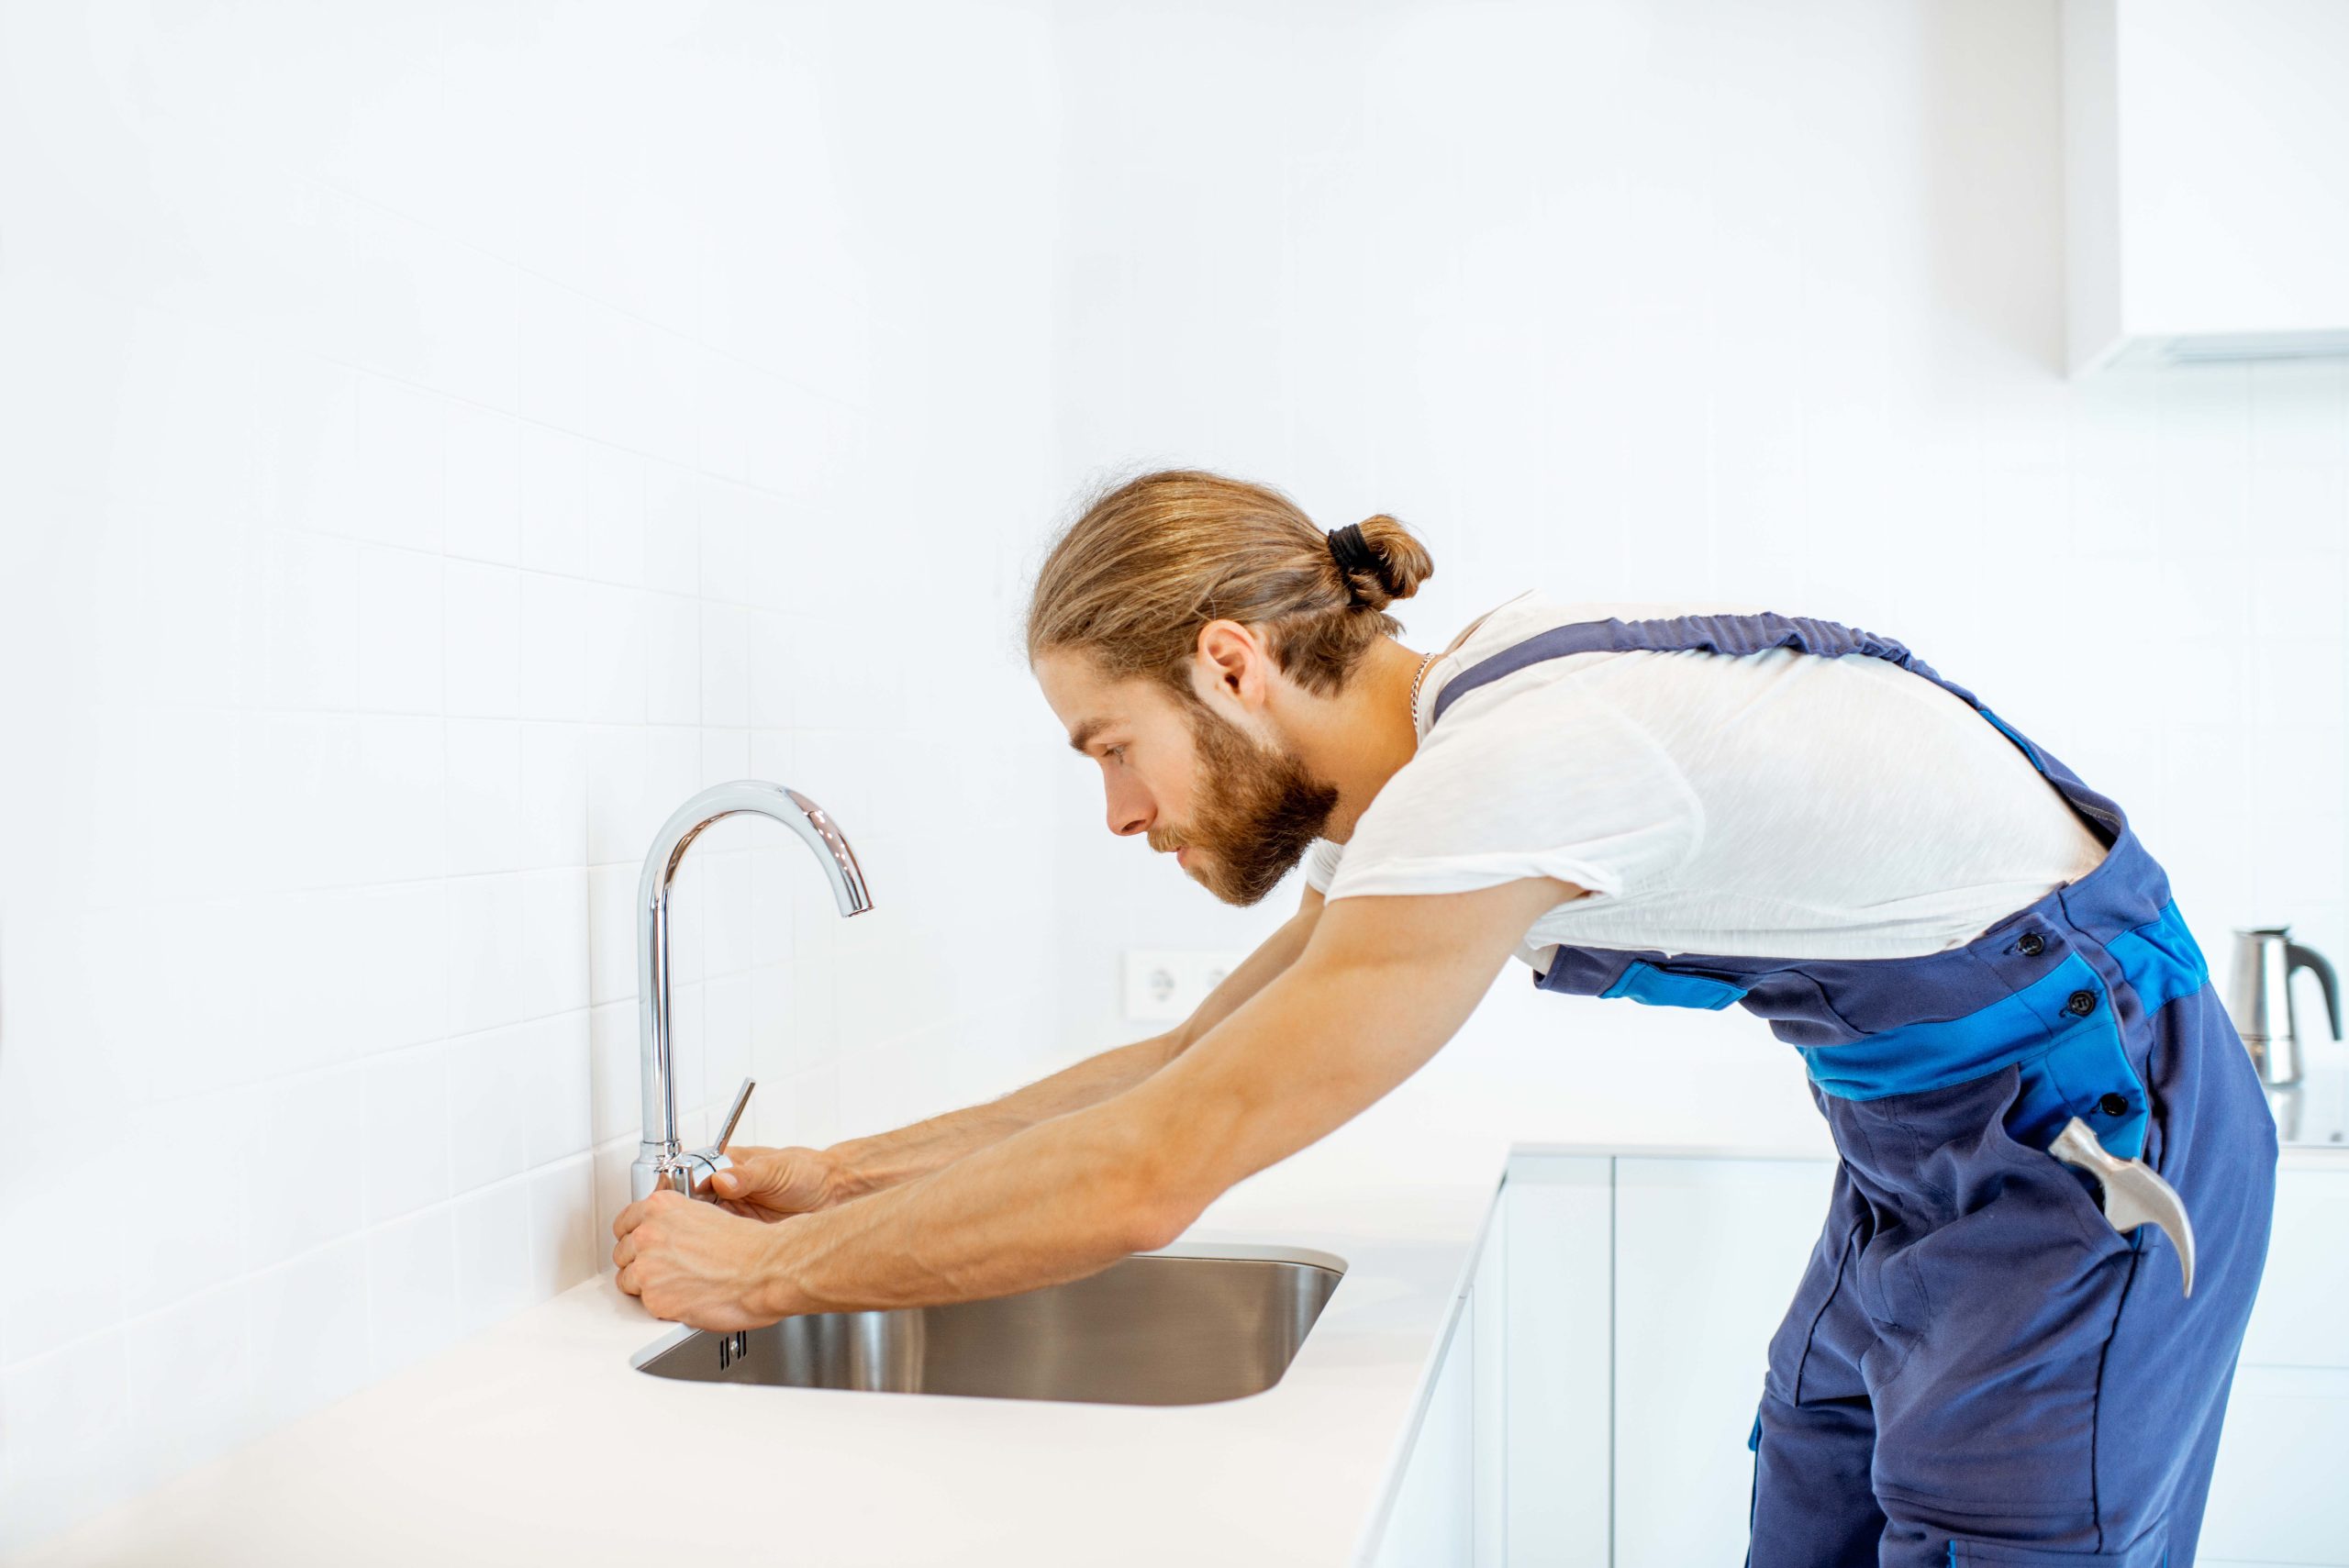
{"left": 614, "top": 877, "right": 1573, "bottom": 1328}
{"left": 710, "top": 890, "right": 1327, "bottom": 1216}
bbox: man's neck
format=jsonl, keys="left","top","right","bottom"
{"left": 1282, "top": 638, "right": 1426, "bottom": 843}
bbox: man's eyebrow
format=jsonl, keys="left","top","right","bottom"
{"left": 1067, "top": 718, "right": 1108, "bottom": 755}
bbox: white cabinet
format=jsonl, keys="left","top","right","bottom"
{"left": 1381, "top": 1153, "right": 1833, "bottom": 1568}
{"left": 1373, "top": 1193, "right": 1511, "bottom": 1568}
{"left": 2063, "top": 0, "right": 2349, "bottom": 371}
{"left": 1501, "top": 1157, "right": 1612, "bottom": 1567}
{"left": 2200, "top": 1168, "right": 2349, "bottom": 1567}
{"left": 1610, "top": 1157, "right": 1837, "bottom": 1568}
{"left": 1375, "top": 1299, "right": 1478, "bottom": 1568}
{"left": 2200, "top": 1365, "right": 2349, "bottom": 1565}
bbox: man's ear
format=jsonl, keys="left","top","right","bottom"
{"left": 1191, "top": 619, "right": 1273, "bottom": 711}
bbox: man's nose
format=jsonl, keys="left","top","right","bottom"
{"left": 1106, "top": 779, "right": 1151, "bottom": 838}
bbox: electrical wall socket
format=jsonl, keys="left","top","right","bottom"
{"left": 1122, "top": 949, "right": 1246, "bottom": 1024}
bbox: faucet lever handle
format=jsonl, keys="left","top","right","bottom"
{"left": 714, "top": 1076, "right": 756, "bottom": 1154}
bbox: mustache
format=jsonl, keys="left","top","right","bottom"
{"left": 1146, "top": 829, "right": 1184, "bottom": 854}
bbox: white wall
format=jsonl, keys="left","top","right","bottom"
{"left": 3, "top": 0, "right": 2344, "bottom": 1554}
{"left": 0, "top": 1, "right": 1065, "bottom": 1549}
{"left": 1048, "top": 0, "right": 2349, "bottom": 1095}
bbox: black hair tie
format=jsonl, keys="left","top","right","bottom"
{"left": 1326, "top": 523, "right": 1381, "bottom": 589}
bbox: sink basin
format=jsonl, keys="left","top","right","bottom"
{"left": 629, "top": 1242, "right": 1344, "bottom": 1407}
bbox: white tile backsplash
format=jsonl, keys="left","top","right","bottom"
{"left": 0, "top": 1184, "right": 128, "bottom": 1371}
{"left": 247, "top": 1239, "right": 371, "bottom": 1431}
{"left": 362, "top": 1207, "right": 460, "bottom": 1380}
{"left": 123, "top": 1283, "right": 252, "bottom": 1493}
{"left": 516, "top": 422, "right": 591, "bottom": 578}
{"left": 119, "top": 1102, "right": 255, "bottom": 1320}
{"left": 244, "top": 1068, "right": 366, "bottom": 1272}
{"left": 0, "top": 1338, "right": 134, "bottom": 1539}
{"left": 516, "top": 721, "right": 590, "bottom": 870}
{"left": 585, "top": 445, "right": 649, "bottom": 589}
{"left": 698, "top": 600, "right": 751, "bottom": 728}
{"left": 441, "top": 559, "right": 523, "bottom": 719}
{"left": 518, "top": 571, "right": 593, "bottom": 723}
{"left": 363, "top": 1045, "right": 453, "bottom": 1225}
{"left": 447, "top": 1180, "right": 536, "bottom": 1340}
{"left": 441, "top": 403, "right": 523, "bottom": 566}
{"left": 349, "top": 373, "right": 446, "bottom": 552}
{"left": 1, "top": 9, "right": 1063, "bottom": 1551}
{"left": 354, "top": 547, "right": 448, "bottom": 715}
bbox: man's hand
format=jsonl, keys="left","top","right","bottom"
{"left": 699, "top": 1144, "right": 848, "bottom": 1221}
{"left": 611, "top": 1190, "right": 787, "bottom": 1330}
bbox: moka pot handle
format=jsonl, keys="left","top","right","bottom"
{"left": 2287, "top": 942, "right": 2343, "bottom": 1040}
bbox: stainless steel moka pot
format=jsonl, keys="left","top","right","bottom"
{"left": 2228, "top": 927, "right": 2342, "bottom": 1089}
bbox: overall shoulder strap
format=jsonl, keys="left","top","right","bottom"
{"left": 1426, "top": 609, "right": 2121, "bottom": 840}
{"left": 1429, "top": 612, "right": 1966, "bottom": 724}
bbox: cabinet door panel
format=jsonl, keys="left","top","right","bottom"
{"left": 2198, "top": 1364, "right": 2349, "bottom": 1566}
{"left": 2238, "top": 1170, "right": 2349, "bottom": 1371}
{"left": 1473, "top": 1201, "right": 1508, "bottom": 1568}
{"left": 1375, "top": 1293, "right": 1477, "bottom": 1568}
{"left": 1503, "top": 1155, "right": 1613, "bottom": 1568}
{"left": 1612, "top": 1156, "right": 1836, "bottom": 1568}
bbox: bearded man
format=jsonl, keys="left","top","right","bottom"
{"left": 613, "top": 469, "right": 2274, "bottom": 1568}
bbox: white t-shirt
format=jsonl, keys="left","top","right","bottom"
{"left": 1305, "top": 594, "right": 2110, "bottom": 971}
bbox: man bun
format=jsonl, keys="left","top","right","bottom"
{"left": 1341, "top": 514, "right": 1434, "bottom": 609}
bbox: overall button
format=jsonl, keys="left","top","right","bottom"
{"left": 2018, "top": 932, "right": 2045, "bottom": 957}
{"left": 2099, "top": 1092, "right": 2131, "bottom": 1117}
{"left": 2065, "top": 989, "right": 2099, "bottom": 1017}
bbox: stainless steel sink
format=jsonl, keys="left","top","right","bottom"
{"left": 630, "top": 1243, "right": 1344, "bottom": 1406}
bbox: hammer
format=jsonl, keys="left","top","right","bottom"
{"left": 2050, "top": 1117, "right": 2199, "bottom": 1297}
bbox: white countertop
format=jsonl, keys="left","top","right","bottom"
{"left": 18, "top": 1012, "right": 2345, "bottom": 1568}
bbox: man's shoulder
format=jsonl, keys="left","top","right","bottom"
{"left": 1424, "top": 595, "right": 1765, "bottom": 726}
{"left": 1440, "top": 593, "right": 1781, "bottom": 665}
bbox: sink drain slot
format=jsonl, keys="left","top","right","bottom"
{"left": 718, "top": 1330, "right": 749, "bottom": 1371}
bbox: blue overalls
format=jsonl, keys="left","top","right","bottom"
{"left": 1431, "top": 614, "right": 2278, "bottom": 1568}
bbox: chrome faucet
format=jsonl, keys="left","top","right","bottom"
{"left": 631, "top": 781, "right": 873, "bottom": 1203}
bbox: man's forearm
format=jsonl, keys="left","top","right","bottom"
{"left": 746, "top": 884, "right": 1547, "bottom": 1320}
{"left": 824, "top": 1031, "right": 1182, "bottom": 1197}
{"left": 819, "top": 900, "right": 1324, "bottom": 1201}
{"left": 756, "top": 1093, "right": 1171, "bottom": 1318}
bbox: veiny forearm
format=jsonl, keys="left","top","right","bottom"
{"left": 824, "top": 902, "right": 1324, "bottom": 1199}
{"left": 757, "top": 962, "right": 1441, "bottom": 1313}
{"left": 760, "top": 1095, "right": 1173, "bottom": 1316}
{"left": 824, "top": 1033, "right": 1180, "bottom": 1197}
{"left": 753, "top": 884, "right": 1564, "bottom": 1320}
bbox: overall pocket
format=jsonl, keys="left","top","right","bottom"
{"left": 1949, "top": 1524, "right": 2165, "bottom": 1565}
{"left": 1839, "top": 1064, "right": 2133, "bottom": 1519}
{"left": 1986, "top": 1062, "right": 2142, "bottom": 1264}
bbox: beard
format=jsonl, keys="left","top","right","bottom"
{"left": 1151, "top": 700, "right": 1341, "bottom": 907}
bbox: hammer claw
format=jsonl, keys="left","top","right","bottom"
{"left": 2049, "top": 1116, "right": 2198, "bottom": 1298}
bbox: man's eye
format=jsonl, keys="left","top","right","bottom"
{"left": 1106, "top": 745, "right": 1127, "bottom": 762}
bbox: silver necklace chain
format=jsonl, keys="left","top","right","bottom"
{"left": 1407, "top": 651, "right": 1437, "bottom": 732}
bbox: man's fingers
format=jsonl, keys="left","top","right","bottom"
{"left": 614, "top": 1189, "right": 686, "bottom": 1239}
{"left": 617, "top": 1262, "right": 640, "bottom": 1296}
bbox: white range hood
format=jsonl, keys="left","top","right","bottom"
{"left": 2063, "top": 0, "right": 2349, "bottom": 374}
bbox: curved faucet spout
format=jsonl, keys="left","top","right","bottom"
{"left": 632, "top": 781, "right": 872, "bottom": 1202}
